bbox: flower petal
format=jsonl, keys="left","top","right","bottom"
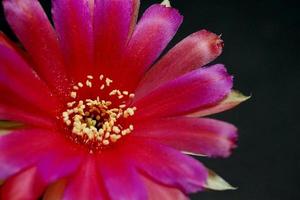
{"left": 134, "top": 64, "right": 233, "bottom": 119}
{"left": 118, "top": 4, "right": 183, "bottom": 90}
{"left": 97, "top": 152, "right": 147, "bottom": 200}
{"left": 0, "top": 167, "right": 46, "bottom": 200}
{"left": 0, "top": 103, "right": 55, "bottom": 128}
{"left": 3, "top": 0, "right": 70, "bottom": 94}
{"left": 94, "top": 0, "right": 140, "bottom": 78}
{"left": 134, "top": 117, "right": 237, "bottom": 158}
{"left": 0, "top": 129, "right": 68, "bottom": 180}
{"left": 126, "top": 138, "right": 208, "bottom": 193}
{"left": 63, "top": 157, "right": 106, "bottom": 200}
{"left": 37, "top": 140, "right": 84, "bottom": 184}
{"left": 44, "top": 179, "right": 67, "bottom": 200}
{"left": 52, "top": 0, "right": 94, "bottom": 81}
{"left": 204, "top": 169, "right": 236, "bottom": 191}
{"left": 188, "top": 90, "right": 250, "bottom": 117}
{"left": 140, "top": 175, "right": 188, "bottom": 200}
{"left": 0, "top": 34, "right": 59, "bottom": 115}
{"left": 136, "top": 29, "right": 223, "bottom": 98}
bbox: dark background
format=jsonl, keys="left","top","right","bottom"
{"left": 1, "top": 0, "right": 299, "bottom": 199}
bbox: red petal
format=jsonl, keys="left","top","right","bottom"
{"left": 0, "top": 167, "right": 46, "bottom": 200}
{"left": 140, "top": 175, "right": 188, "bottom": 200}
{"left": 63, "top": 156, "right": 107, "bottom": 200}
{"left": 134, "top": 117, "right": 237, "bottom": 158}
{"left": 94, "top": 0, "right": 140, "bottom": 80}
{"left": 125, "top": 138, "right": 208, "bottom": 193}
{"left": 116, "top": 4, "right": 182, "bottom": 90}
{"left": 97, "top": 152, "right": 147, "bottom": 200}
{"left": 52, "top": 0, "right": 94, "bottom": 81}
{"left": 0, "top": 34, "right": 59, "bottom": 115}
{"left": 134, "top": 64, "right": 233, "bottom": 119}
{"left": 37, "top": 140, "right": 84, "bottom": 184}
{"left": 136, "top": 29, "right": 223, "bottom": 98}
{"left": 0, "top": 102, "right": 55, "bottom": 128}
{"left": 188, "top": 90, "right": 250, "bottom": 117}
{"left": 3, "top": 0, "right": 70, "bottom": 94}
{"left": 0, "top": 129, "right": 71, "bottom": 180}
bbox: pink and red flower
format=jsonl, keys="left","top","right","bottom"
{"left": 0, "top": 0, "right": 248, "bottom": 199}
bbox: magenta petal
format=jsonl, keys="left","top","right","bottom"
{"left": 134, "top": 117, "right": 237, "bottom": 157}
{"left": 97, "top": 153, "right": 147, "bottom": 200}
{"left": 134, "top": 64, "right": 233, "bottom": 119}
{"left": 0, "top": 129, "right": 65, "bottom": 179}
{"left": 52, "top": 0, "right": 94, "bottom": 81}
{"left": 94, "top": 0, "right": 140, "bottom": 78}
{"left": 0, "top": 167, "right": 46, "bottom": 200}
{"left": 140, "top": 175, "right": 188, "bottom": 200}
{"left": 136, "top": 29, "right": 224, "bottom": 98}
{"left": 37, "top": 141, "right": 84, "bottom": 184}
{"left": 0, "top": 37, "right": 59, "bottom": 115}
{"left": 126, "top": 138, "right": 208, "bottom": 193}
{"left": 63, "top": 157, "right": 106, "bottom": 200}
{"left": 0, "top": 103, "right": 55, "bottom": 128}
{"left": 119, "top": 4, "right": 183, "bottom": 90}
{"left": 3, "top": 0, "right": 70, "bottom": 94}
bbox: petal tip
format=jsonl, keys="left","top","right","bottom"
{"left": 161, "top": 0, "right": 171, "bottom": 7}
{"left": 204, "top": 169, "right": 237, "bottom": 191}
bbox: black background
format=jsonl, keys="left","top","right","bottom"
{"left": 1, "top": 0, "right": 299, "bottom": 199}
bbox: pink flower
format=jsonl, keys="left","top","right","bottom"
{"left": 0, "top": 0, "right": 248, "bottom": 199}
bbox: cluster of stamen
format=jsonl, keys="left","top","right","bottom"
{"left": 61, "top": 74, "right": 136, "bottom": 151}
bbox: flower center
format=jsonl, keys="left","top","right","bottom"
{"left": 61, "top": 74, "right": 136, "bottom": 152}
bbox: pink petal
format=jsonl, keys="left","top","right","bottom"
{"left": 0, "top": 129, "right": 70, "bottom": 180}
{"left": 140, "top": 175, "right": 188, "bottom": 200}
{"left": 52, "top": 0, "right": 94, "bottom": 81}
{"left": 3, "top": 0, "right": 70, "bottom": 94}
{"left": 94, "top": 0, "right": 140, "bottom": 79}
{"left": 63, "top": 156, "right": 107, "bottom": 200}
{"left": 125, "top": 138, "right": 208, "bottom": 193}
{"left": 97, "top": 152, "right": 147, "bottom": 200}
{"left": 0, "top": 35, "right": 59, "bottom": 116}
{"left": 136, "top": 29, "right": 223, "bottom": 98}
{"left": 188, "top": 90, "right": 250, "bottom": 117}
{"left": 134, "top": 117, "right": 237, "bottom": 158}
{"left": 117, "top": 4, "right": 183, "bottom": 90}
{"left": 0, "top": 167, "right": 46, "bottom": 200}
{"left": 134, "top": 64, "right": 233, "bottom": 119}
{"left": 36, "top": 139, "right": 84, "bottom": 184}
{"left": 44, "top": 179, "right": 67, "bottom": 200}
{"left": 0, "top": 102, "right": 55, "bottom": 128}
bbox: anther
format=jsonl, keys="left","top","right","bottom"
{"left": 61, "top": 74, "right": 137, "bottom": 151}
{"left": 70, "top": 92, "right": 77, "bottom": 99}
{"left": 78, "top": 82, "right": 84, "bottom": 88}
{"left": 86, "top": 80, "right": 92, "bottom": 87}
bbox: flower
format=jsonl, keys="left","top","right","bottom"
{"left": 0, "top": 0, "right": 248, "bottom": 199}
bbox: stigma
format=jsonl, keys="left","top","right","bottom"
{"left": 61, "top": 74, "right": 136, "bottom": 152}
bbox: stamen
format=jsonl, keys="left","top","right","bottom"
{"left": 86, "top": 80, "right": 92, "bottom": 87}
{"left": 105, "top": 78, "right": 113, "bottom": 86}
{"left": 78, "top": 82, "right": 84, "bottom": 88}
{"left": 61, "top": 74, "right": 136, "bottom": 152}
{"left": 70, "top": 92, "right": 77, "bottom": 99}
{"left": 99, "top": 74, "right": 104, "bottom": 80}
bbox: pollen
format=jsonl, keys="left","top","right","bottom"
{"left": 78, "top": 82, "right": 84, "bottom": 88}
{"left": 61, "top": 74, "right": 136, "bottom": 152}
{"left": 70, "top": 91, "right": 77, "bottom": 99}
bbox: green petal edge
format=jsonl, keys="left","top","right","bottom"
{"left": 204, "top": 169, "right": 237, "bottom": 191}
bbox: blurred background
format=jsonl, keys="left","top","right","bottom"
{"left": 1, "top": 0, "right": 299, "bottom": 199}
